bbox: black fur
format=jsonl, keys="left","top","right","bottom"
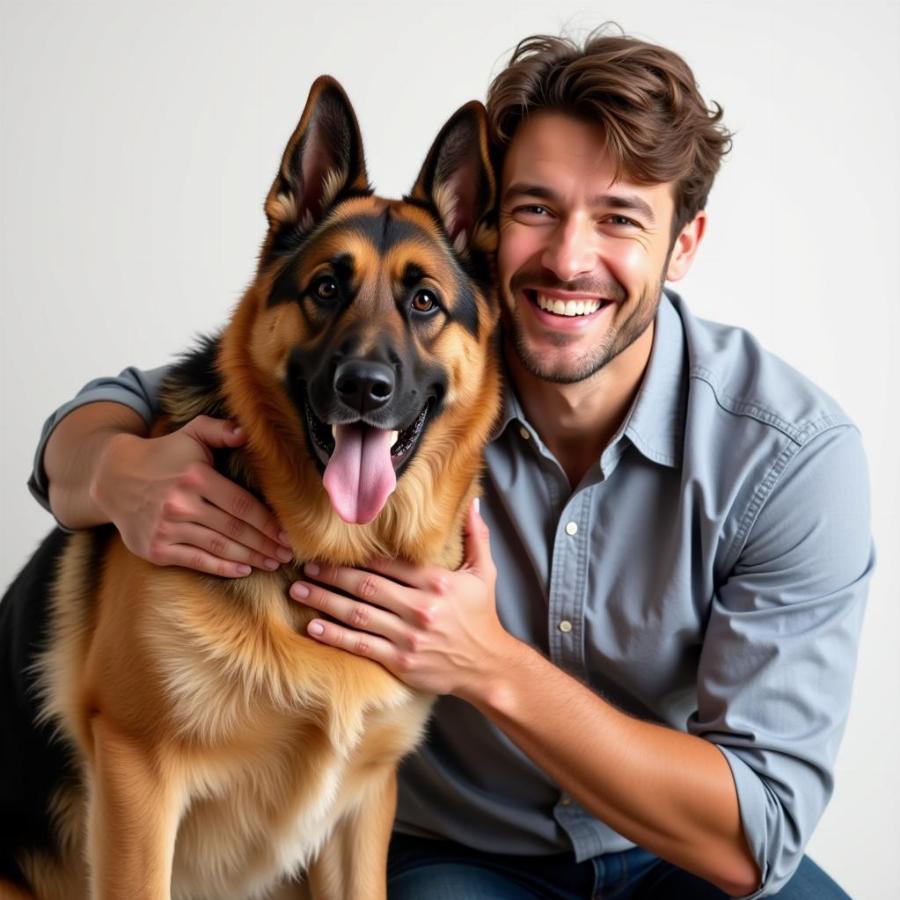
{"left": 0, "top": 526, "right": 112, "bottom": 885}
{"left": 159, "top": 334, "right": 262, "bottom": 503}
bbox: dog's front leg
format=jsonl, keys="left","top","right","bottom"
{"left": 305, "top": 768, "right": 397, "bottom": 900}
{"left": 87, "top": 716, "right": 179, "bottom": 900}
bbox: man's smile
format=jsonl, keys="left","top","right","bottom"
{"left": 519, "top": 287, "right": 618, "bottom": 332}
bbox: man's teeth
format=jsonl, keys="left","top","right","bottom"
{"left": 535, "top": 293, "right": 602, "bottom": 317}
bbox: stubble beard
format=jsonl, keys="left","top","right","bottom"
{"left": 504, "top": 276, "right": 665, "bottom": 385}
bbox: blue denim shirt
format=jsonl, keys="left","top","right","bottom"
{"left": 28, "top": 291, "right": 873, "bottom": 898}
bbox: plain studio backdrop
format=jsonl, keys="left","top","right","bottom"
{"left": 1, "top": 1, "right": 898, "bottom": 896}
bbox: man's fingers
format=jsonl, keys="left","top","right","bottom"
{"left": 292, "top": 580, "right": 410, "bottom": 647}
{"left": 363, "top": 557, "right": 442, "bottom": 590}
{"left": 198, "top": 502, "right": 294, "bottom": 564}
{"left": 162, "top": 544, "right": 253, "bottom": 579}
{"left": 174, "top": 523, "right": 284, "bottom": 571}
{"left": 305, "top": 618, "right": 397, "bottom": 667}
{"left": 300, "top": 563, "right": 411, "bottom": 615}
{"left": 200, "top": 467, "right": 288, "bottom": 548}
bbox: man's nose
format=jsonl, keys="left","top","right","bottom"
{"left": 540, "top": 215, "right": 598, "bottom": 282}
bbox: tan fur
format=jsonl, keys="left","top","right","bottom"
{"left": 14, "top": 85, "right": 499, "bottom": 899}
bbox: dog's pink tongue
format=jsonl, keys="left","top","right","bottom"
{"left": 323, "top": 424, "right": 397, "bottom": 524}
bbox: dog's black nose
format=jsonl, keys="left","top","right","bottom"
{"left": 334, "top": 360, "right": 395, "bottom": 413}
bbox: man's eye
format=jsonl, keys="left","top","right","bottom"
{"left": 411, "top": 289, "right": 439, "bottom": 313}
{"left": 509, "top": 204, "right": 553, "bottom": 225}
{"left": 605, "top": 215, "right": 638, "bottom": 227}
{"left": 312, "top": 276, "right": 338, "bottom": 300}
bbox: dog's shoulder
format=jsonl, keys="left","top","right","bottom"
{"left": 158, "top": 332, "right": 229, "bottom": 427}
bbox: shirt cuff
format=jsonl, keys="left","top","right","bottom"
{"left": 717, "top": 745, "right": 780, "bottom": 898}
{"left": 28, "top": 389, "right": 157, "bottom": 529}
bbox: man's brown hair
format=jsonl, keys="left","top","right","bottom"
{"left": 486, "top": 28, "right": 733, "bottom": 236}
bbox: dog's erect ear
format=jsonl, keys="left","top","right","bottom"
{"left": 264, "top": 76, "right": 369, "bottom": 230}
{"left": 411, "top": 101, "right": 496, "bottom": 254}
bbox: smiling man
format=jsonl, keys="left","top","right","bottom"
{"left": 28, "top": 30, "right": 871, "bottom": 899}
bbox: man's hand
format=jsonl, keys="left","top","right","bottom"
{"left": 91, "top": 415, "right": 293, "bottom": 578}
{"left": 291, "top": 501, "right": 520, "bottom": 697}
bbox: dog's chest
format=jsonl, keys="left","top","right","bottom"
{"left": 171, "top": 689, "right": 432, "bottom": 899}
{"left": 158, "top": 576, "right": 433, "bottom": 898}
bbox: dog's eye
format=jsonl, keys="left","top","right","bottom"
{"left": 411, "top": 289, "right": 438, "bottom": 313}
{"left": 312, "top": 277, "right": 338, "bottom": 301}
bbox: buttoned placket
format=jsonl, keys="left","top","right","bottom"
{"left": 548, "top": 482, "right": 606, "bottom": 855}
{"left": 510, "top": 420, "right": 593, "bottom": 678}
{"left": 514, "top": 417, "right": 610, "bottom": 856}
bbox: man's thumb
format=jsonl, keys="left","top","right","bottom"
{"left": 183, "top": 415, "right": 246, "bottom": 450}
{"left": 463, "top": 498, "right": 491, "bottom": 572}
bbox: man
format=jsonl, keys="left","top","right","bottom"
{"left": 29, "top": 31, "right": 871, "bottom": 898}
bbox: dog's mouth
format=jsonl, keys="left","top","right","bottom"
{"left": 303, "top": 393, "right": 433, "bottom": 525}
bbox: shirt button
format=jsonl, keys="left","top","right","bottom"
{"left": 518, "top": 426, "right": 530, "bottom": 441}
{"left": 560, "top": 794, "right": 572, "bottom": 806}
{"left": 565, "top": 521, "right": 578, "bottom": 536}
{"left": 558, "top": 619, "right": 573, "bottom": 633}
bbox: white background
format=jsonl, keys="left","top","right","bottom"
{"left": 1, "top": 1, "right": 898, "bottom": 895}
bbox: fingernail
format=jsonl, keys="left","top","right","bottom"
{"left": 231, "top": 425, "right": 244, "bottom": 437}
{"left": 305, "top": 562, "right": 320, "bottom": 576}
{"left": 308, "top": 621, "right": 324, "bottom": 636}
{"left": 291, "top": 583, "right": 310, "bottom": 599}
{"left": 236, "top": 564, "right": 251, "bottom": 576}
{"left": 276, "top": 547, "right": 293, "bottom": 562}
{"left": 278, "top": 530, "right": 291, "bottom": 545}
{"left": 264, "top": 558, "right": 279, "bottom": 570}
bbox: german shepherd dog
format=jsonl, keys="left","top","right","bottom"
{"left": 0, "top": 77, "right": 500, "bottom": 899}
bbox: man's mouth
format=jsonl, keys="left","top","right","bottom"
{"left": 303, "top": 392, "right": 432, "bottom": 524}
{"left": 524, "top": 289, "right": 614, "bottom": 318}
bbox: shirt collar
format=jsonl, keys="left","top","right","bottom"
{"left": 492, "top": 289, "right": 687, "bottom": 469}
{"left": 620, "top": 289, "right": 687, "bottom": 468}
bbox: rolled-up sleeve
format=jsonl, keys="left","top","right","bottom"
{"left": 28, "top": 365, "right": 169, "bottom": 516}
{"left": 689, "top": 424, "right": 873, "bottom": 897}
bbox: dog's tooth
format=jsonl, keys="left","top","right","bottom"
{"left": 389, "top": 430, "right": 399, "bottom": 447}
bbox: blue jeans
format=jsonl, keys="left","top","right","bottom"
{"left": 387, "top": 834, "right": 850, "bottom": 899}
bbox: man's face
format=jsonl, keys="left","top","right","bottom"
{"left": 497, "top": 112, "right": 686, "bottom": 384}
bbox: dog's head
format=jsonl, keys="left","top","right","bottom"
{"left": 218, "top": 77, "right": 500, "bottom": 561}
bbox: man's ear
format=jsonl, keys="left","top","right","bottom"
{"left": 665, "top": 211, "right": 707, "bottom": 282}
{"left": 410, "top": 101, "right": 496, "bottom": 255}
{"left": 264, "top": 75, "right": 369, "bottom": 231}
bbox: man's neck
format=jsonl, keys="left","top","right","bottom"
{"left": 506, "top": 323, "right": 655, "bottom": 488}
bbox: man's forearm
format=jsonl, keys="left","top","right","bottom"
{"left": 44, "top": 402, "right": 148, "bottom": 528}
{"left": 469, "top": 640, "right": 761, "bottom": 897}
